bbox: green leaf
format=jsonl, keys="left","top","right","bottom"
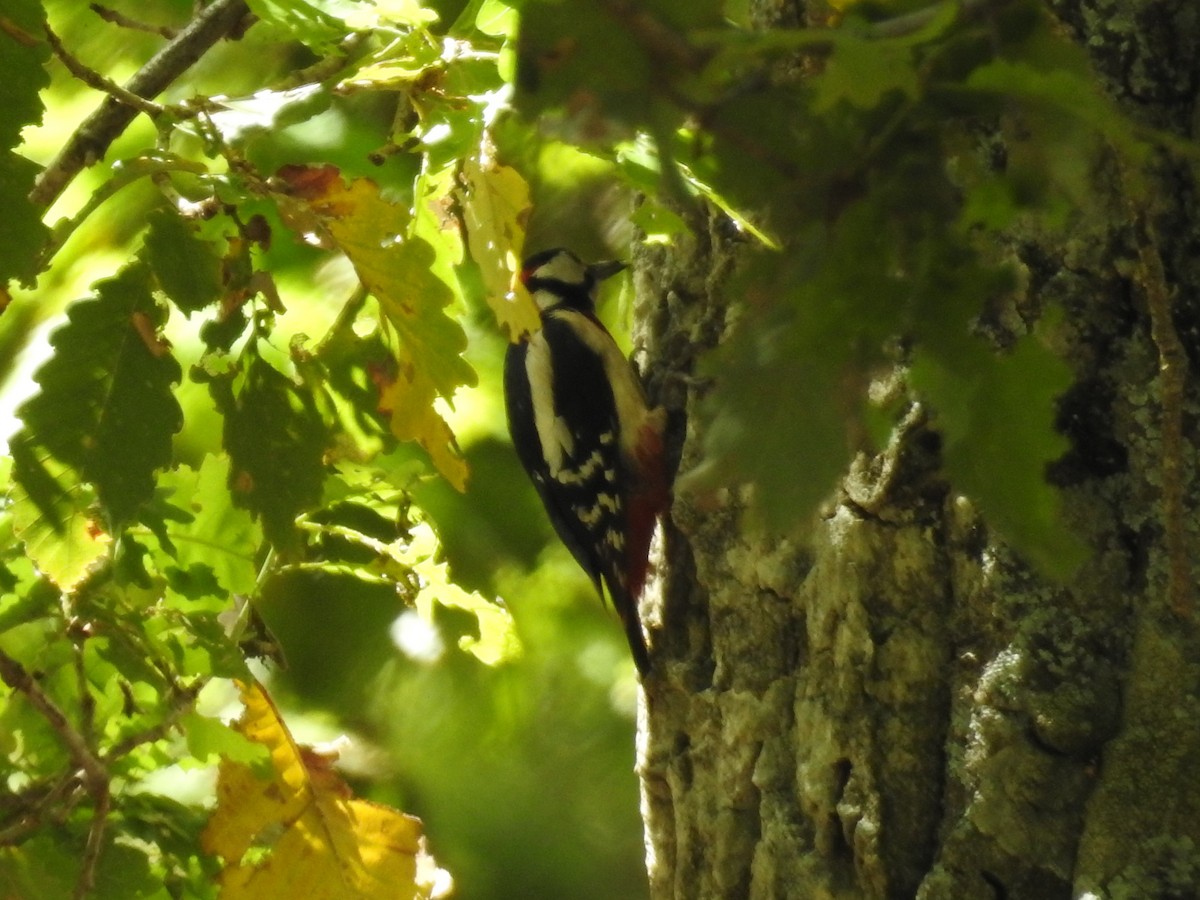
{"left": 0, "top": 837, "right": 77, "bottom": 900}
{"left": 14, "top": 264, "right": 183, "bottom": 527}
{"left": 684, "top": 200, "right": 915, "bottom": 528}
{"left": 911, "top": 333, "right": 1085, "bottom": 576}
{"left": 142, "top": 209, "right": 222, "bottom": 315}
{"left": 0, "top": 0, "right": 50, "bottom": 288}
{"left": 183, "top": 710, "right": 271, "bottom": 768}
{"left": 0, "top": 152, "right": 51, "bottom": 288}
{"left": 157, "top": 455, "right": 262, "bottom": 596}
{"left": 812, "top": 35, "right": 919, "bottom": 112}
{"left": 242, "top": 0, "right": 349, "bottom": 51}
{"left": 0, "top": 0, "right": 50, "bottom": 150}
{"left": 215, "top": 353, "right": 328, "bottom": 552}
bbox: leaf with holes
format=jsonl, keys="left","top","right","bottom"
{"left": 460, "top": 154, "right": 540, "bottom": 340}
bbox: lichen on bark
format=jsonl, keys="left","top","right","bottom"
{"left": 632, "top": 2, "right": 1200, "bottom": 898}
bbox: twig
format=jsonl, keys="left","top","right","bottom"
{"left": 104, "top": 678, "right": 206, "bottom": 760}
{"left": 0, "top": 648, "right": 107, "bottom": 789}
{"left": 89, "top": 3, "right": 179, "bottom": 39}
{"left": 0, "top": 646, "right": 111, "bottom": 895}
{"left": 30, "top": 0, "right": 252, "bottom": 211}
{"left": 0, "top": 771, "right": 86, "bottom": 846}
{"left": 74, "top": 781, "right": 110, "bottom": 900}
{"left": 44, "top": 24, "right": 165, "bottom": 118}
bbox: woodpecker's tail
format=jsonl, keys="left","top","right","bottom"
{"left": 611, "top": 583, "right": 652, "bottom": 677}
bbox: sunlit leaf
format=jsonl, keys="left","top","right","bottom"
{"left": 460, "top": 153, "right": 539, "bottom": 340}
{"left": 202, "top": 680, "right": 444, "bottom": 900}
{"left": 242, "top": 0, "right": 349, "bottom": 51}
{"left": 14, "top": 264, "right": 183, "bottom": 528}
{"left": 406, "top": 522, "right": 518, "bottom": 665}
{"left": 208, "top": 84, "right": 332, "bottom": 143}
{"left": 630, "top": 199, "right": 688, "bottom": 245}
{"left": 275, "top": 164, "right": 475, "bottom": 489}
{"left": 183, "top": 710, "right": 271, "bottom": 769}
{"left": 475, "top": 0, "right": 517, "bottom": 38}
{"left": 9, "top": 437, "right": 110, "bottom": 589}
{"left": 345, "top": 0, "right": 439, "bottom": 28}
{"left": 158, "top": 455, "right": 262, "bottom": 596}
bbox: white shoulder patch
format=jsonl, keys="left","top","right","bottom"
{"left": 525, "top": 330, "right": 572, "bottom": 474}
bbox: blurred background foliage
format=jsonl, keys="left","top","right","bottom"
{"left": 0, "top": 0, "right": 1178, "bottom": 896}
{"left": 2, "top": 0, "right": 647, "bottom": 897}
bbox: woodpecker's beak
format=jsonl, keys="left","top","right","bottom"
{"left": 588, "top": 260, "right": 628, "bottom": 282}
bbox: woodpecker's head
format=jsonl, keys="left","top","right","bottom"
{"left": 520, "top": 248, "right": 627, "bottom": 313}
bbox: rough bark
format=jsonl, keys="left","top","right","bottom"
{"left": 633, "top": 2, "right": 1200, "bottom": 899}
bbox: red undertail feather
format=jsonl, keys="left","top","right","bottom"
{"left": 625, "top": 409, "right": 670, "bottom": 603}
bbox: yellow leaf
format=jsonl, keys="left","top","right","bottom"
{"left": 276, "top": 165, "right": 475, "bottom": 488}
{"left": 460, "top": 154, "right": 540, "bottom": 341}
{"left": 202, "top": 680, "right": 448, "bottom": 900}
{"left": 377, "top": 368, "right": 469, "bottom": 492}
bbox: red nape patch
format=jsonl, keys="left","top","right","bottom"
{"left": 518, "top": 264, "right": 534, "bottom": 286}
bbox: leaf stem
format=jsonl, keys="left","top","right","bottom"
{"left": 44, "top": 24, "right": 165, "bottom": 118}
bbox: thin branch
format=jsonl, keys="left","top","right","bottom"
{"left": 0, "top": 771, "right": 86, "bottom": 846}
{"left": 104, "top": 678, "right": 206, "bottom": 761}
{"left": 88, "top": 3, "right": 179, "bottom": 39}
{"left": 74, "top": 781, "right": 110, "bottom": 900}
{"left": 44, "top": 24, "right": 165, "bottom": 118}
{"left": 30, "top": 0, "right": 252, "bottom": 211}
{"left": 0, "top": 647, "right": 107, "bottom": 790}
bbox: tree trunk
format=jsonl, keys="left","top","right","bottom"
{"left": 633, "top": 2, "right": 1200, "bottom": 898}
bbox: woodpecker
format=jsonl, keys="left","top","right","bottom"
{"left": 504, "top": 248, "right": 668, "bottom": 677}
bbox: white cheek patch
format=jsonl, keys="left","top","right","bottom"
{"left": 534, "top": 252, "right": 588, "bottom": 286}
{"left": 532, "top": 288, "right": 564, "bottom": 311}
{"left": 525, "top": 332, "right": 572, "bottom": 473}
